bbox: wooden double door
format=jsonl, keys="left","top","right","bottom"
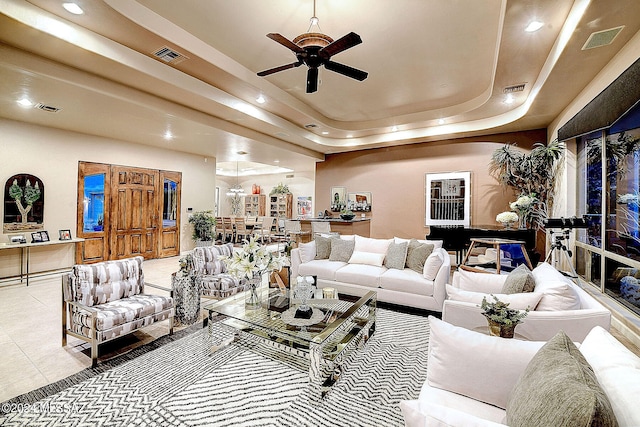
{"left": 76, "top": 162, "right": 181, "bottom": 264}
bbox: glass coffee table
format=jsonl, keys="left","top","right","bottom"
{"left": 203, "top": 287, "right": 377, "bottom": 402}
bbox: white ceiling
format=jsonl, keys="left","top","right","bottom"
{"left": 0, "top": 0, "right": 639, "bottom": 175}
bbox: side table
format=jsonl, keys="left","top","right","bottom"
{"left": 459, "top": 238, "right": 533, "bottom": 274}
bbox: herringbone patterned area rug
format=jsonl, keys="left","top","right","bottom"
{"left": 0, "top": 309, "right": 430, "bottom": 426}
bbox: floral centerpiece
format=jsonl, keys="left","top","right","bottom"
{"left": 509, "top": 194, "right": 536, "bottom": 229}
{"left": 222, "top": 237, "right": 286, "bottom": 307}
{"left": 496, "top": 211, "right": 518, "bottom": 229}
{"left": 480, "top": 294, "right": 529, "bottom": 338}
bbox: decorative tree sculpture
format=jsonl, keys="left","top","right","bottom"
{"left": 9, "top": 179, "right": 41, "bottom": 225}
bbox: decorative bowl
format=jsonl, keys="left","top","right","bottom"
{"left": 340, "top": 214, "right": 355, "bottom": 220}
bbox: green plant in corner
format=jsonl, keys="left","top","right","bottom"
{"left": 270, "top": 182, "right": 290, "bottom": 195}
{"left": 188, "top": 210, "right": 216, "bottom": 242}
{"left": 489, "top": 139, "right": 565, "bottom": 230}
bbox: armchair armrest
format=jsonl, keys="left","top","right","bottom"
{"left": 145, "top": 281, "right": 174, "bottom": 297}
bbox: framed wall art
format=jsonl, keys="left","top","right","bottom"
{"left": 330, "top": 186, "right": 347, "bottom": 212}
{"left": 425, "top": 172, "right": 471, "bottom": 226}
{"left": 347, "top": 192, "right": 372, "bottom": 212}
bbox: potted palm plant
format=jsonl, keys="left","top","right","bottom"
{"left": 480, "top": 294, "right": 529, "bottom": 338}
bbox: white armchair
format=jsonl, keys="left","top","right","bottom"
{"left": 442, "top": 262, "right": 612, "bottom": 342}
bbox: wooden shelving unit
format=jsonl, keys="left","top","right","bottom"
{"left": 269, "top": 193, "right": 293, "bottom": 219}
{"left": 244, "top": 194, "right": 266, "bottom": 216}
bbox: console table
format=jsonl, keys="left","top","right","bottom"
{"left": 0, "top": 238, "right": 84, "bottom": 286}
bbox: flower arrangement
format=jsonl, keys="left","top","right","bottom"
{"left": 510, "top": 194, "right": 535, "bottom": 211}
{"left": 270, "top": 182, "right": 290, "bottom": 195}
{"left": 222, "top": 237, "right": 286, "bottom": 280}
{"left": 496, "top": 211, "right": 518, "bottom": 226}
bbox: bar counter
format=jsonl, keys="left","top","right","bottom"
{"left": 296, "top": 218, "right": 371, "bottom": 237}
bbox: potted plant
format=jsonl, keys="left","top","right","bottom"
{"left": 480, "top": 294, "right": 529, "bottom": 338}
{"left": 340, "top": 208, "right": 355, "bottom": 220}
{"left": 188, "top": 210, "right": 216, "bottom": 245}
{"left": 270, "top": 182, "right": 290, "bottom": 195}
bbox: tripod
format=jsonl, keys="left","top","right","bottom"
{"left": 544, "top": 229, "right": 581, "bottom": 285}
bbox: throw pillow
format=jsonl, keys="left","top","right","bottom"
{"left": 314, "top": 235, "right": 333, "bottom": 260}
{"left": 394, "top": 237, "right": 444, "bottom": 250}
{"left": 445, "top": 285, "right": 542, "bottom": 311}
{"left": 406, "top": 239, "right": 434, "bottom": 273}
{"left": 297, "top": 241, "right": 316, "bottom": 263}
{"left": 354, "top": 235, "right": 392, "bottom": 255}
{"left": 384, "top": 241, "right": 409, "bottom": 270}
{"left": 427, "top": 316, "right": 545, "bottom": 409}
{"left": 501, "top": 264, "right": 536, "bottom": 294}
{"left": 348, "top": 250, "right": 386, "bottom": 267}
{"left": 455, "top": 268, "right": 507, "bottom": 293}
{"left": 423, "top": 250, "right": 444, "bottom": 280}
{"left": 329, "top": 238, "right": 355, "bottom": 262}
{"left": 580, "top": 326, "right": 640, "bottom": 426}
{"left": 531, "top": 262, "right": 581, "bottom": 311}
{"left": 506, "top": 331, "right": 617, "bottom": 427}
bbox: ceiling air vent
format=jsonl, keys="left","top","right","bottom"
{"left": 286, "top": 174, "right": 294, "bottom": 179}
{"left": 304, "top": 124, "right": 318, "bottom": 129}
{"left": 503, "top": 83, "right": 526, "bottom": 94}
{"left": 152, "top": 46, "right": 188, "bottom": 64}
{"left": 582, "top": 26, "right": 624, "bottom": 50}
{"left": 35, "top": 103, "right": 60, "bottom": 113}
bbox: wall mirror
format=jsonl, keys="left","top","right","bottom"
{"left": 425, "top": 172, "right": 471, "bottom": 226}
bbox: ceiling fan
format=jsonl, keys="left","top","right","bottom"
{"left": 257, "top": 1, "right": 368, "bottom": 93}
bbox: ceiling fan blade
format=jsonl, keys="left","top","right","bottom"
{"left": 324, "top": 61, "right": 368, "bottom": 81}
{"left": 266, "top": 33, "right": 305, "bottom": 54}
{"left": 318, "top": 32, "right": 362, "bottom": 59}
{"left": 257, "top": 61, "right": 303, "bottom": 77}
{"left": 306, "top": 67, "right": 318, "bottom": 93}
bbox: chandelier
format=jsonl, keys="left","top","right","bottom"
{"left": 226, "top": 162, "right": 246, "bottom": 196}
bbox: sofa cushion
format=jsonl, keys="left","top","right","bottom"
{"left": 298, "top": 241, "right": 316, "bottom": 263}
{"left": 501, "top": 264, "right": 535, "bottom": 294}
{"left": 506, "top": 330, "right": 617, "bottom": 427}
{"left": 532, "top": 262, "right": 581, "bottom": 311}
{"left": 406, "top": 240, "right": 434, "bottom": 273}
{"left": 400, "top": 400, "right": 506, "bottom": 427}
{"left": 385, "top": 241, "right": 409, "bottom": 270}
{"left": 72, "top": 294, "right": 173, "bottom": 331}
{"left": 380, "top": 269, "right": 435, "bottom": 296}
{"left": 446, "top": 285, "right": 542, "bottom": 311}
{"left": 334, "top": 263, "right": 385, "bottom": 288}
{"left": 423, "top": 250, "right": 444, "bottom": 280}
{"left": 201, "top": 273, "right": 244, "bottom": 298}
{"left": 456, "top": 268, "right": 508, "bottom": 293}
{"left": 349, "top": 250, "right": 386, "bottom": 266}
{"left": 580, "top": 326, "right": 640, "bottom": 427}
{"left": 297, "top": 259, "right": 347, "bottom": 281}
{"left": 314, "top": 235, "right": 334, "bottom": 260}
{"left": 329, "top": 238, "right": 355, "bottom": 262}
{"left": 73, "top": 256, "right": 144, "bottom": 306}
{"left": 427, "top": 316, "right": 544, "bottom": 410}
{"left": 354, "top": 235, "right": 392, "bottom": 254}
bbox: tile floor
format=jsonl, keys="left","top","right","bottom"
{"left": 1, "top": 256, "right": 639, "bottom": 403}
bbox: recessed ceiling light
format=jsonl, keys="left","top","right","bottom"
{"left": 62, "top": 2, "right": 84, "bottom": 15}
{"left": 504, "top": 93, "right": 515, "bottom": 104}
{"left": 346, "top": 134, "right": 353, "bottom": 138}
{"left": 525, "top": 21, "right": 544, "bottom": 32}
{"left": 17, "top": 98, "right": 33, "bottom": 107}
{"left": 321, "top": 131, "right": 329, "bottom": 135}
{"left": 391, "top": 126, "right": 398, "bottom": 132}
{"left": 163, "top": 131, "right": 173, "bottom": 140}
{"left": 256, "top": 95, "right": 266, "bottom": 104}
{"left": 438, "top": 119, "right": 445, "bottom": 125}
{"left": 274, "top": 160, "right": 280, "bottom": 163}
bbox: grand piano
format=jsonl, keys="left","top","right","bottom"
{"left": 428, "top": 225, "right": 539, "bottom": 266}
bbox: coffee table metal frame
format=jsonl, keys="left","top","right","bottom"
{"left": 203, "top": 287, "right": 377, "bottom": 402}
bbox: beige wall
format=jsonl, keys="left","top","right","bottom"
{"left": 0, "top": 118, "right": 217, "bottom": 278}
{"left": 316, "top": 130, "right": 546, "bottom": 239}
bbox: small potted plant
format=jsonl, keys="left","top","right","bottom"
{"left": 188, "top": 210, "right": 216, "bottom": 246}
{"left": 340, "top": 208, "right": 355, "bottom": 220}
{"left": 480, "top": 294, "right": 529, "bottom": 338}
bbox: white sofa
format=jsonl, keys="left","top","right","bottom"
{"left": 290, "top": 235, "right": 451, "bottom": 312}
{"left": 442, "top": 262, "right": 611, "bottom": 342}
{"left": 401, "top": 317, "right": 640, "bottom": 427}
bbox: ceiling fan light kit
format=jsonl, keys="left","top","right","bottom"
{"left": 257, "top": 2, "right": 368, "bottom": 93}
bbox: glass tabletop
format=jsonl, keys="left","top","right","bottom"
{"left": 203, "top": 287, "right": 377, "bottom": 357}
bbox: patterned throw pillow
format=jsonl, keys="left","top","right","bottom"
{"left": 315, "top": 235, "right": 333, "bottom": 260}
{"left": 502, "top": 264, "right": 536, "bottom": 294}
{"left": 329, "top": 238, "right": 355, "bottom": 262}
{"left": 506, "top": 331, "right": 617, "bottom": 427}
{"left": 385, "top": 241, "right": 409, "bottom": 270}
{"left": 406, "top": 239, "right": 434, "bottom": 273}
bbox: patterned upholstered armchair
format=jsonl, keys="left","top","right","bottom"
{"left": 192, "top": 243, "right": 248, "bottom": 298}
{"left": 62, "top": 256, "right": 174, "bottom": 367}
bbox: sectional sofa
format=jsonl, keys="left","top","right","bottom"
{"left": 290, "top": 235, "right": 451, "bottom": 311}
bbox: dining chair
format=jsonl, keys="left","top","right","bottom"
{"left": 284, "top": 220, "right": 311, "bottom": 243}
{"left": 234, "top": 217, "right": 250, "bottom": 243}
{"left": 215, "top": 217, "right": 224, "bottom": 241}
{"left": 222, "top": 217, "right": 234, "bottom": 242}
{"left": 311, "top": 221, "right": 338, "bottom": 238}
{"left": 254, "top": 216, "right": 275, "bottom": 243}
